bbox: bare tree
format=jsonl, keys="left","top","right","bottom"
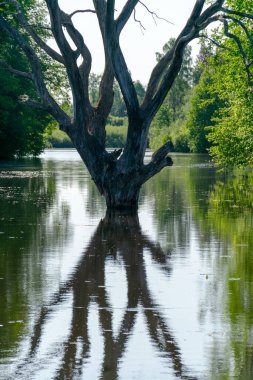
{"left": 0, "top": 0, "right": 252, "bottom": 210}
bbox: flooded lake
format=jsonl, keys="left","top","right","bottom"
{"left": 0, "top": 150, "right": 253, "bottom": 380}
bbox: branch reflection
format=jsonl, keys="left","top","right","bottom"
{"left": 17, "top": 213, "right": 198, "bottom": 380}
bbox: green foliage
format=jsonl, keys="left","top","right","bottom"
{"left": 206, "top": 14, "right": 253, "bottom": 167}
{"left": 0, "top": 54, "right": 52, "bottom": 158}
{"left": 170, "top": 122, "right": 190, "bottom": 153}
{"left": 185, "top": 9, "right": 253, "bottom": 163}
{"left": 0, "top": 1, "right": 62, "bottom": 159}
{"left": 186, "top": 66, "right": 222, "bottom": 153}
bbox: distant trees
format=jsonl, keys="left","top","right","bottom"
{"left": 149, "top": 39, "right": 193, "bottom": 152}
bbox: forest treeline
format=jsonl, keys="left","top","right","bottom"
{"left": 0, "top": 0, "right": 252, "bottom": 166}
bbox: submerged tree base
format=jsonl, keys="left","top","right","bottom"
{"left": 104, "top": 188, "right": 140, "bottom": 211}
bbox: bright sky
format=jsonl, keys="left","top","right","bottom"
{"left": 58, "top": 0, "right": 199, "bottom": 84}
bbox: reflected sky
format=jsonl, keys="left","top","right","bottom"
{"left": 0, "top": 150, "right": 253, "bottom": 380}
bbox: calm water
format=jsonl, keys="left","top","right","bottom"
{"left": 0, "top": 150, "right": 253, "bottom": 380}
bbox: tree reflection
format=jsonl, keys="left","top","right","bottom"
{"left": 16, "top": 213, "right": 198, "bottom": 380}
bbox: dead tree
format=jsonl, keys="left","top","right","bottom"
{"left": 0, "top": 0, "right": 252, "bottom": 210}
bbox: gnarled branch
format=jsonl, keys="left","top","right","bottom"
{"left": 140, "top": 141, "right": 173, "bottom": 184}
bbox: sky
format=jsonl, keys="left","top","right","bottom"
{"left": 58, "top": 0, "right": 199, "bottom": 84}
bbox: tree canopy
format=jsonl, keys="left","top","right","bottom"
{"left": 0, "top": 2, "right": 50, "bottom": 158}
{"left": 185, "top": 0, "right": 253, "bottom": 164}
{"left": 0, "top": 0, "right": 252, "bottom": 209}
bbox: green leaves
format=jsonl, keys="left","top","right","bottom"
{"left": 206, "top": 13, "right": 253, "bottom": 167}
{"left": 185, "top": 0, "right": 253, "bottom": 164}
{"left": 0, "top": 2, "right": 54, "bottom": 158}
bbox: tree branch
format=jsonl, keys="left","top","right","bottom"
{"left": 116, "top": 0, "right": 139, "bottom": 34}
{"left": 45, "top": 0, "right": 91, "bottom": 126}
{"left": 142, "top": 0, "right": 207, "bottom": 115}
{"left": 0, "top": 14, "right": 71, "bottom": 130}
{"left": 18, "top": 96, "right": 51, "bottom": 111}
{"left": 69, "top": 9, "right": 96, "bottom": 18}
{"left": 196, "top": 0, "right": 224, "bottom": 25}
{"left": 221, "top": 7, "right": 253, "bottom": 21}
{"left": 133, "top": 8, "right": 145, "bottom": 33}
{"left": 140, "top": 141, "right": 173, "bottom": 184}
{"left": 0, "top": 59, "right": 33, "bottom": 79}
{"left": 222, "top": 18, "right": 252, "bottom": 86}
{"left": 60, "top": 10, "right": 92, "bottom": 103}
{"left": 139, "top": 1, "right": 173, "bottom": 26}
{"left": 8, "top": 0, "right": 64, "bottom": 64}
{"left": 93, "top": 0, "right": 107, "bottom": 38}
{"left": 198, "top": 34, "right": 233, "bottom": 51}
{"left": 223, "top": 15, "right": 253, "bottom": 48}
{"left": 106, "top": 0, "right": 140, "bottom": 120}
{"left": 142, "top": 0, "right": 224, "bottom": 122}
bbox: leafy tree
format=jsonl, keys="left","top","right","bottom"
{"left": 0, "top": 30, "right": 52, "bottom": 158}
{"left": 186, "top": 64, "right": 223, "bottom": 153}
{"left": 192, "top": 39, "right": 214, "bottom": 85}
{"left": 186, "top": 0, "right": 253, "bottom": 159}
{"left": 0, "top": 1, "right": 252, "bottom": 209}
{"left": 184, "top": 40, "right": 216, "bottom": 154}
{"left": 0, "top": 0, "right": 68, "bottom": 158}
{"left": 207, "top": 19, "right": 253, "bottom": 166}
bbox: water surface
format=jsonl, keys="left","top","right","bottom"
{"left": 0, "top": 150, "right": 253, "bottom": 379}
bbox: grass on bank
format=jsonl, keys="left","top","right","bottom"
{"left": 47, "top": 116, "right": 127, "bottom": 148}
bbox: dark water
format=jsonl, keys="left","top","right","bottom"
{"left": 0, "top": 150, "right": 253, "bottom": 380}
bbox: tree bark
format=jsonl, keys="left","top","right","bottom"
{"left": 103, "top": 169, "right": 141, "bottom": 210}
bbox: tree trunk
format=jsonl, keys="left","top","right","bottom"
{"left": 104, "top": 182, "right": 140, "bottom": 210}
{"left": 102, "top": 166, "right": 142, "bottom": 210}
